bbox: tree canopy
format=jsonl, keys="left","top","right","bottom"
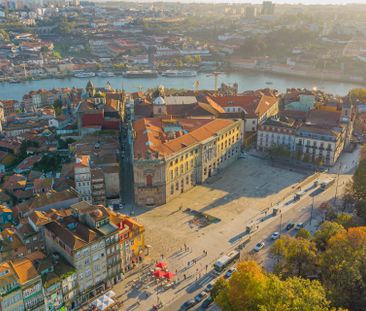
{"left": 320, "top": 227, "right": 366, "bottom": 310}
{"left": 214, "top": 261, "right": 333, "bottom": 311}
{"left": 270, "top": 235, "right": 317, "bottom": 278}
{"left": 351, "top": 159, "right": 366, "bottom": 222}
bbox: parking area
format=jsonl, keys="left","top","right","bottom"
{"left": 135, "top": 155, "right": 308, "bottom": 260}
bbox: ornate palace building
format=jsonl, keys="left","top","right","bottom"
{"left": 132, "top": 117, "right": 243, "bottom": 207}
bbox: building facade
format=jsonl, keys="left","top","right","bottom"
{"left": 257, "top": 114, "right": 347, "bottom": 166}
{"left": 133, "top": 118, "right": 243, "bottom": 206}
{"left": 74, "top": 156, "right": 92, "bottom": 203}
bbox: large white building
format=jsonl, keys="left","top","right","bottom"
{"left": 257, "top": 109, "right": 349, "bottom": 166}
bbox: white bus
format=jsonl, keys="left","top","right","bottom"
{"left": 213, "top": 250, "right": 240, "bottom": 274}
{"left": 320, "top": 178, "right": 335, "bottom": 190}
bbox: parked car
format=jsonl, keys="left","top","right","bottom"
{"left": 180, "top": 299, "right": 196, "bottom": 311}
{"left": 286, "top": 223, "right": 295, "bottom": 231}
{"left": 254, "top": 241, "right": 265, "bottom": 252}
{"left": 295, "top": 223, "right": 304, "bottom": 230}
{"left": 239, "top": 152, "right": 247, "bottom": 159}
{"left": 195, "top": 291, "right": 207, "bottom": 303}
{"left": 205, "top": 281, "right": 215, "bottom": 293}
{"left": 201, "top": 296, "right": 214, "bottom": 309}
{"left": 271, "top": 232, "right": 280, "bottom": 240}
{"left": 225, "top": 267, "right": 236, "bottom": 279}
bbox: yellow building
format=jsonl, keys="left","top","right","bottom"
{"left": 108, "top": 211, "right": 145, "bottom": 271}
{"left": 133, "top": 118, "right": 243, "bottom": 207}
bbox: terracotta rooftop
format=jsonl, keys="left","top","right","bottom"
{"left": 45, "top": 221, "right": 87, "bottom": 251}
{"left": 28, "top": 211, "right": 51, "bottom": 227}
{"left": 3, "top": 174, "right": 26, "bottom": 191}
{"left": 307, "top": 109, "right": 341, "bottom": 127}
{"left": 209, "top": 94, "right": 278, "bottom": 118}
{"left": 11, "top": 258, "right": 39, "bottom": 284}
{"left": 133, "top": 118, "right": 236, "bottom": 158}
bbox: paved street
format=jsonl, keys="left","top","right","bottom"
{"left": 112, "top": 145, "right": 360, "bottom": 311}
{"left": 120, "top": 111, "right": 135, "bottom": 211}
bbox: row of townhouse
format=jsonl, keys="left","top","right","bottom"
{"left": 0, "top": 202, "right": 145, "bottom": 311}
{"left": 256, "top": 108, "right": 352, "bottom": 166}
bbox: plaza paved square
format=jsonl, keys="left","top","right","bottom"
{"left": 135, "top": 155, "right": 307, "bottom": 259}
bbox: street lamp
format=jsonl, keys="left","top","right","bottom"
{"left": 310, "top": 196, "right": 314, "bottom": 225}
{"left": 279, "top": 212, "right": 283, "bottom": 237}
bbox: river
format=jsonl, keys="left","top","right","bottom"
{"left": 0, "top": 71, "right": 364, "bottom": 101}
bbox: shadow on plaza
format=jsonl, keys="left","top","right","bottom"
{"left": 197, "top": 157, "right": 310, "bottom": 213}
{"left": 130, "top": 156, "right": 310, "bottom": 217}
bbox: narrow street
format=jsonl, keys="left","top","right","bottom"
{"left": 120, "top": 108, "right": 135, "bottom": 213}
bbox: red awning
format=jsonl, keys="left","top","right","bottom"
{"left": 153, "top": 270, "right": 165, "bottom": 278}
{"left": 163, "top": 271, "right": 176, "bottom": 280}
{"left": 155, "top": 262, "right": 167, "bottom": 269}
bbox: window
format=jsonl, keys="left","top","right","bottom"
{"left": 146, "top": 175, "right": 153, "bottom": 187}
{"left": 170, "top": 185, "right": 174, "bottom": 195}
{"left": 175, "top": 182, "right": 179, "bottom": 191}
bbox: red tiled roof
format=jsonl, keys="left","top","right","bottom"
{"left": 133, "top": 118, "right": 236, "bottom": 158}
{"left": 209, "top": 94, "right": 278, "bottom": 118}
{"left": 102, "top": 119, "right": 119, "bottom": 130}
{"left": 81, "top": 113, "right": 104, "bottom": 127}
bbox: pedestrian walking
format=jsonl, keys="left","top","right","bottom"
{"left": 184, "top": 274, "right": 186, "bottom": 280}
{"left": 205, "top": 264, "right": 208, "bottom": 272}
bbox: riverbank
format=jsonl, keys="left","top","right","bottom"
{"left": 2, "top": 66, "right": 365, "bottom": 88}
{"left": 0, "top": 71, "right": 364, "bottom": 101}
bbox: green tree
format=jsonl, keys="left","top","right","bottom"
{"left": 313, "top": 221, "right": 346, "bottom": 251}
{"left": 53, "top": 99, "right": 63, "bottom": 116}
{"left": 320, "top": 227, "right": 366, "bottom": 309}
{"left": 261, "top": 276, "right": 332, "bottom": 311}
{"left": 351, "top": 159, "right": 366, "bottom": 222}
{"left": 15, "top": 140, "right": 39, "bottom": 163}
{"left": 214, "top": 261, "right": 334, "bottom": 311}
{"left": 270, "top": 235, "right": 317, "bottom": 278}
{"left": 33, "top": 155, "right": 62, "bottom": 173}
{"left": 349, "top": 88, "right": 366, "bottom": 102}
{"left": 296, "top": 228, "right": 311, "bottom": 239}
{"left": 352, "top": 159, "right": 366, "bottom": 202}
{"left": 335, "top": 213, "right": 355, "bottom": 229}
{"left": 215, "top": 261, "right": 266, "bottom": 311}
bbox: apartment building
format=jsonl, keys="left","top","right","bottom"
{"left": 0, "top": 262, "right": 24, "bottom": 311}
{"left": 209, "top": 92, "right": 279, "bottom": 133}
{"left": 108, "top": 211, "right": 145, "bottom": 272}
{"left": 44, "top": 202, "right": 122, "bottom": 306}
{"left": 133, "top": 118, "right": 243, "bottom": 207}
{"left": 11, "top": 258, "right": 44, "bottom": 311}
{"left": 74, "top": 155, "right": 92, "bottom": 203}
{"left": 90, "top": 168, "right": 106, "bottom": 205}
{"left": 257, "top": 117, "right": 299, "bottom": 152}
{"left": 257, "top": 109, "right": 348, "bottom": 166}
